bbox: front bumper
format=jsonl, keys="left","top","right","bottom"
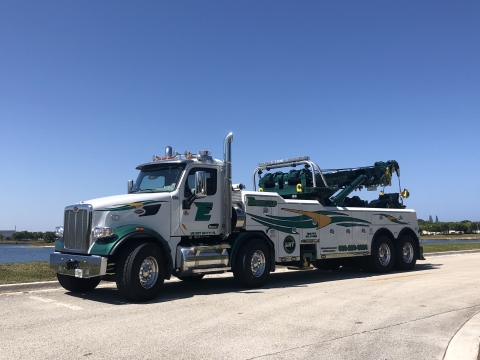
{"left": 50, "top": 252, "right": 107, "bottom": 278}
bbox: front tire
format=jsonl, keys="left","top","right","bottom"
{"left": 394, "top": 235, "right": 417, "bottom": 271}
{"left": 233, "top": 239, "right": 271, "bottom": 288}
{"left": 116, "top": 243, "right": 165, "bottom": 302}
{"left": 368, "top": 235, "right": 395, "bottom": 273}
{"left": 57, "top": 273, "right": 101, "bottom": 292}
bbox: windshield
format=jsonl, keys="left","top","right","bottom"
{"left": 131, "top": 164, "right": 186, "bottom": 193}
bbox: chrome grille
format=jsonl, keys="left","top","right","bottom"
{"left": 63, "top": 207, "right": 92, "bottom": 252}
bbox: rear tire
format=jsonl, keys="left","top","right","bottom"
{"left": 233, "top": 239, "right": 271, "bottom": 288}
{"left": 57, "top": 273, "right": 101, "bottom": 292}
{"left": 116, "top": 243, "right": 164, "bottom": 302}
{"left": 393, "top": 235, "right": 417, "bottom": 271}
{"left": 368, "top": 235, "right": 395, "bottom": 273}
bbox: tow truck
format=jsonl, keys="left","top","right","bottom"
{"left": 51, "top": 133, "right": 423, "bottom": 302}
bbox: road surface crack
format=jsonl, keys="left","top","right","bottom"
{"left": 247, "top": 304, "right": 480, "bottom": 359}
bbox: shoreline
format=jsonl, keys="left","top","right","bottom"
{"left": 421, "top": 237, "right": 480, "bottom": 240}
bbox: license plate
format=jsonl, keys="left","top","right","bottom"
{"left": 75, "top": 269, "right": 83, "bottom": 278}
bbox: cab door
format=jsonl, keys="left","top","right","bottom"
{"left": 178, "top": 166, "right": 223, "bottom": 236}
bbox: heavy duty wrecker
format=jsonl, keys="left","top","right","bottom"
{"left": 51, "top": 133, "right": 423, "bottom": 302}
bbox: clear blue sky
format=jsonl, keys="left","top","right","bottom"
{"left": 1, "top": 1, "right": 479, "bottom": 232}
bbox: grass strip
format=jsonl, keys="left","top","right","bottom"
{"left": 0, "top": 261, "right": 57, "bottom": 285}
{"left": 421, "top": 234, "right": 480, "bottom": 240}
{"left": 422, "top": 242, "right": 480, "bottom": 253}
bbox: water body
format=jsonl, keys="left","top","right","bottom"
{"left": 0, "top": 244, "right": 55, "bottom": 264}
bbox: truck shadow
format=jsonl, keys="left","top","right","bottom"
{"left": 65, "top": 262, "right": 441, "bottom": 305}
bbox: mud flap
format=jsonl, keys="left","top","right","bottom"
{"left": 418, "top": 245, "right": 426, "bottom": 260}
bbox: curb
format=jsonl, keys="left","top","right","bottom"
{"left": 0, "top": 281, "right": 61, "bottom": 294}
{"left": 444, "top": 310, "right": 480, "bottom": 360}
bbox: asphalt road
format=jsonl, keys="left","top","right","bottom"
{"left": 1, "top": 253, "right": 479, "bottom": 360}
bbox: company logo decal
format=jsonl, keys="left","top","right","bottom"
{"left": 134, "top": 209, "right": 145, "bottom": 215}
{"left": 283, "top": 236, "right": 296, "bottom": 254}
{"left": 97, "top": 200, "right": 166, "bottom": 212}
{"left": 194, "top": 202, "right": 213, "bottom": 221}
{"left": 247, "top": 208, "right": 371, "bottom": 234}
{"left": 73, "top": 206, "right": 79, "bottom": 212}
{"left": 247, "top": 197, "right": 277, "bottom": 207}
{"left": 374, "top": 213, "right": 409, "bottom": 224}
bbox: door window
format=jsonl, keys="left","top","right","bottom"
{"left": 184, "top": 168, "right": 217, "bottom": 197}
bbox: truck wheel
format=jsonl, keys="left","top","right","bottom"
{"left": 234, "top": 239, "right": 271, "bottom": 288}
{"left": 177, "top": 274, "right": 205, "bottom": 282}
{"left": 313, "top": 259, "right": 341, "bottom": 270}
{"left": 394, "top": 235, "right": 417, "bottom": 271}
{"left": 57, "top": 273, "right": 101, "bottom": 293}
{"left": 368, "top": 235, "right": 395, "bottom": 273}
{"left": 116, "top": 243, "right": 164, "bottom": 302}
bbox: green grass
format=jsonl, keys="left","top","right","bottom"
{"left": 0, "top": 261, "right": 57, "bottom": 285}
{"left": 421, "top": 234, "right": 480, "bottom": 239}
{"left": 0, "top": 240, "right": 54, "bottom": 246}
{"left": 422, "top": 242, "right": 480, "bottom": 253}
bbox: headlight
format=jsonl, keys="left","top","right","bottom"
{"left": 93, "top": 227, "right": 115, "bottom": 239}
{"left": 55, "top": 226, "right": 64, "bottom": 238}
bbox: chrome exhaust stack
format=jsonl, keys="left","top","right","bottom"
{"left": 223, "top": 132, "right": 234, "bottom": 237}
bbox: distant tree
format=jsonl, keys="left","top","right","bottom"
{"left": 474, "top": 222, "right": 480, "bottom": 233}
{"left": 429, "top": 215, "right": 433, "bottom": 223}
{"left": 435, "top": 216, "right": 439, "bottom": 223}
{"left": 463, "top": 221, "right": 473, "bottom": 234}
{"left": 32, "top": 231, "right": 44, "bottom": 240}
{"left": 43, "top": 232, "right": 56, "bottom": 243}
{"left": 455, "top": 222, "right": 469, "bottom": 233}
{"left": 0, "top": 234, "right": 4, "bottom": 240}
{"left": 13, "top": 232, "right": 24, "bottom": 240}
{"left": 13, "top": 231, "right": 33, "bottom": 240}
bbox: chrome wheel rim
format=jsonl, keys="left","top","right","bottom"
{"left": 402, "top": 242, "right": 414, "bottom": 264}
{"left": 251, "top": 250, "right": 266, "bottom": 278}
{"left": 139, "top": 256, "right": 159, "bottom": 289}
{"left": 378, "top": 243, "right": 391, "bottom": 266}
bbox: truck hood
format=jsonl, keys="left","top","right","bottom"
{"left": 76, "top": 193, "right": 170, "bottom": 211}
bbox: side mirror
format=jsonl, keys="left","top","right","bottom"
{"left": 127, "top": 180, "right": 134, "bottom": 194}
{"left": 195, "top": 171, "right": 207, "bottom": 198}
{"left": 183, "top": 171, "right": 207, "bottom": 209}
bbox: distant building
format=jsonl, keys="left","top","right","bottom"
{"left": 0, "top": 230, "right": 16, "bottom": 238}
